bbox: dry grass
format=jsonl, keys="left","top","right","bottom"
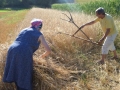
{"left": 0, "top": 10, "right": 28, "bottom": 44}
{"left": 0, "top": 7, "right": 120, "bottom": 90}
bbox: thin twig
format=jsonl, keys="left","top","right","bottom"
{"left": 57, "top": 32, "right": 101, "bottom": 46}
{"left": 61, "top": 11, "right": 93, "bottom": 43}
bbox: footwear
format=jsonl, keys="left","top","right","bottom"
{"left": 96, "top": 60, "right": 105, "bottom": 65}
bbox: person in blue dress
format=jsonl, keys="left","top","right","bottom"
{"left": 3, "top": 18, "right": 51, "bottom": 90}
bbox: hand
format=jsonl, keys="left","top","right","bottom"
{"left": 40, "top": 51, "right": 50, "bottom": 59}
{"left": 72, "top": 25, "right": 85, "bottom": 37}
{"left": 40, "top": 54, "right": 45, "bottom": 59}
{"left": 97, "top": 40, "right": 102, "bottom": 45}
{"left": 97, "top": 38, "right": 104, "bottom": 45}
{"left": 80, "top": 25, "right": 85, "bottom": 29}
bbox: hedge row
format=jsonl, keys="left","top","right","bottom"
{"left": 52, "top": 0, "right": 120, "bottom": 16}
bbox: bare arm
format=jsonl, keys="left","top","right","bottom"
{"left": 100, "top": 28, "right": 110, "bottom": 41}
{"left": 98, "top": 28, "right": 110, "bottom": 45}
{"left": 80, "top": 20, "right": 96, "bottom": 28}
{"left": 72, "top": 20, "right": 96, "bottom": 36}
{"left": 38, "top": 35, "right": 51, "bottom": 58}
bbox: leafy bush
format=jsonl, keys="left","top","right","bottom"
{"left": 52, "top": 3, "right": 82, "bottom": 12}
{"left": 52, "top": 0, "right": 120, "bottom": 16}
{"left": 81, "top": 0, "right": 120, "bottom": 16}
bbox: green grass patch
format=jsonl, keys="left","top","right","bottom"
{"left": 0, "top": 9, "right": 28, "bottom": 24}
{"left": 0, "top": 10, "right": 10, "bottom": 12}
{"left": 0, "top": 8, "right": 29, "bottom": 43}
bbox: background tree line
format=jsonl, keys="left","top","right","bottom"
{"left": 0, "top": 0, "right": 74, "bottom": 8}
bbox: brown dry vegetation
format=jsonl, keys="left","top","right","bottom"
{"left": 0, "top": 10, "right": 28, "bottom": 44}
{"left": 0, "top": 8, "right": 120, "bottom": 90}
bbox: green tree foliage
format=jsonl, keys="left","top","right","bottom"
{"left": 0, "top": 0, "right": 74, "bottom": 8}
{"left": 34, "top": 0, "right": 57, "bottom": 7}
{"left": 5, "top": 0, "right": 21, "bottom": 7}
{"left": 0, "top": 0, "right": 6, "bottom": 7}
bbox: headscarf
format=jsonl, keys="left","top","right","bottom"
{"left": 30, "top": 18, "right": 43, "bottom": 27}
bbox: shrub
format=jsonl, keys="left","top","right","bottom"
{"left": 52, "top": 3, "right": 82, "bottom": 12}
{"left": 52, "top": 0, "right": 120, "bottom": 16}
{"left": 81, "top": 0, "right": 120, "bottom": 16}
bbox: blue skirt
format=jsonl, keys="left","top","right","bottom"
{"left": 3, "top": 41, "right": 33, "bottom": 90}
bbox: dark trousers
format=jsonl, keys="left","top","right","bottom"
{"left": 15, "top": 82, "right": 28, "bottom": 90}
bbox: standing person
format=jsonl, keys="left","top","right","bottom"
{"left": 75, "top": 7, "right": 118, "bottom": 64}
{"left": 3, "top": 18, "right": 51, "bottom": 90}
